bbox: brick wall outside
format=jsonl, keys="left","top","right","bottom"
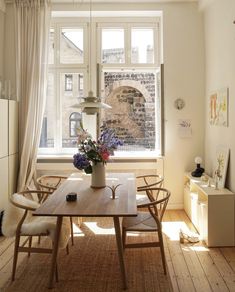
{"left": 101, "top": 72, "right": 156, "bottom": 150}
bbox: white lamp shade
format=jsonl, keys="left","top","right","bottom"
{"left": 195, "top": 156, "right": 202, "bottom": 164}
{"left": 71, "top": 90, "right": 111, "bottom": 114}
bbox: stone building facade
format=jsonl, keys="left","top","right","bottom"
{"left": 101, "top": 72, "right": 156, "bottom": 150}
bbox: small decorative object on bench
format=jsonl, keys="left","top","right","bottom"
{"left": 66, "top": 193, "right": 77, "bottom": 202}
{"left": 191, "top": 156, "right": 204, "bottom": 177}
{"left": 73, "top": 123, "right": 123, "bottom": 188}
{"left": 213, "top": 145, "right": 229, "bottom": 189}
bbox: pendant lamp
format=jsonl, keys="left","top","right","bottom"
{"left": 71, "top": 0, "right": 111, "bottom": 115}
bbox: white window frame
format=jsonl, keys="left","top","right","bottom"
{"left": 39, "top": 19, "right": 89, "bottom": 155}
{"left": 38, "top": 16, "right": 163, "bottom": 156}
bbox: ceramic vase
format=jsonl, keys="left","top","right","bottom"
{"left": 91, "top": 162, "right": 106, "bottom": 188}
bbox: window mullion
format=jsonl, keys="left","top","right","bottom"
{"left": 126, "top": 23, "right": 131, "bottom": 66}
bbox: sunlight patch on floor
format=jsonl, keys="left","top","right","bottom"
{"left": 162, "top": 221, "right": 193, "bottom": 241}
{"left": 72, "top": 223, "right": 85, "bottom": 237}
{"left": 184, "top": 245, "right": 209, "bottom": 252}
{"left": 83, "top": 222, "right": 115, "bottom": 235}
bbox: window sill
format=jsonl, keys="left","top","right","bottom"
{"left": 37, "top": 151, "right": 162, "bottom": 163}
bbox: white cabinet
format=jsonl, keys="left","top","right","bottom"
{"left": 0, "top": 99, "right": 8, "bottom": 158}
{"left": 9, "top": 100, "right": 18, "bottom": 155}
{"left": 184, "top": 173, "right": 234, "bottom": 247}
{"left": 0, "top": 99, "right": 18, "bottom": 212}
{"left": 0, "top": 157, "right": 9, "bottom": 211}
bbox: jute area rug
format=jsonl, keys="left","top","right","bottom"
{"left": 2, "top": 217, "right": 171, "bottom": 292}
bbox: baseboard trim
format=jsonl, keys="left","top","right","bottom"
{"left": 167, "top": 203, "right": 183, "bottom": 210}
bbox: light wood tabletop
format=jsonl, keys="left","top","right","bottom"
{"left": 33, "top": 172, "right": 137, "bottom": 289}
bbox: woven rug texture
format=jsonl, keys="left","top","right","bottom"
{"left": 2, "top": 217, "right": 171, "bottom": 292}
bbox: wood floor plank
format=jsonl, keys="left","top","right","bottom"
{"left": 163, "top": 211, "right": 179, "bottom": 292}
{"left": 163, "top": 243, "right": 178, "bottom": 291}
{"left": 195, "top": 244, "right": 229, "bottom": 292}
{"left": 175, "top": 210, "right": 212, "bottom": 291}
{"left": 0, "top": 237, "right": 15, "bottom": 255}
{"left": 163, "top": 238, "right": 179, "bottom": 292}
{"left": 181, "top": 244, "right": 212, "bottom": 292}
{"left": 209, "top": 248, "right": 235, "bottom": 291}
{"left": 0, "top": 239, "right": 15, "bottom": 270}
{"left": 166, "top": 210, "right": 196, "bottom": 292}
{"left": 1, "top": 211, "right": 235, "bottom": 292}
{"left": 220, "top": 247, "right": 235, "bottom": 276}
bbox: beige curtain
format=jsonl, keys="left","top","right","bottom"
{"left": 14, "top": 0, "right": 51, "bottom": 191}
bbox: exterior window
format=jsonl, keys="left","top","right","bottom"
{"left": 39, "top": 73, "right": 55, "bottom": 148}
{"left": 101, "top": 28, "right": 125, "bottom": 64}
{"left": 61, "top": 72, "right": 84, "bottom": 148}
{"left": 131, "top": 28, "right": 154, "bottom": 64}
{"left": 78, "top": 74, "right": 84, "bottom": 91}
{"left": 70, "top": 112, "right": 82, "bottom": 137}
{"left": 60, "top": 27, "right": 84, "bottom": 64}
{"left": 65, "top": 74, "right": 73, "bottom": 91}
{"left": 39, "top": 18, "right": 162, "bottom": 155}
{"left": 101, "top": 70, "right": 160, "bottom": 152}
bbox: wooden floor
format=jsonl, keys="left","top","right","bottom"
{"left": 163, "top": 210, "right": 235, "bottom": 292}
{"left": 1, "top": 210, "right": 235, "bottom": 291}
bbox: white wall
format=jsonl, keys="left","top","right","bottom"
{"left": 5, "top": 1, "right": 205, "bottom": 208}
{"left": 203, "top": 0, "right": 235, "bottom": 191}
{"left": 162, "top": 3, "right": 205, "bottom": 208}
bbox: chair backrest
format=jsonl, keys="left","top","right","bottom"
{"left": 2, "top": 191, "right": 42, "bottom": 237}
{"left": 141, "top": 187, "right": 170, "bottom": 223}
{"left": 36, "top": 175, "right": 68, "bottom": 192}
{"left": 137, "top": 174, "right": 164, "bottom": 198}
{"left": 3, "top": 190, "right": 70, "bottom": 249}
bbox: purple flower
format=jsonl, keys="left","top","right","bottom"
{"left": 99, "top": 128, "right": 123, "bottom": 151}
{"left": 73, "top": 124, "right": 123, "bottom": 173}
{"left": 73, "top": 153, "right": 92, "bottom": 173}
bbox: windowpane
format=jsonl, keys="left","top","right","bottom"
{"left": 49, "top": 28, "right": 54, "bottom": 64}
{"left": 39, "top": 73, "right": 55, "bottom": 148}
{"left": 131, "top": 28, "right": 154, "bottom": 64}
{"left": 101, "top": 71, "right": 159, "bottom": 152}
{"left": 65, "top": 74, "right": 73, "bottom": 91}
{"left": 70, "top": 112, "right": 82, "bottom": 137}
{"left": 60, "top": 28, "right": 84, "bottom": 64}
{"left": 102, "top": 28, "right": 124, "bottom": 63}
{"left": 60, "top": 73, "right": 84, "bottom": 148}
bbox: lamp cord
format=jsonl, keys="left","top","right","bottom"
{"left": 89, "top": 0, "right": 92, "bottom": 95}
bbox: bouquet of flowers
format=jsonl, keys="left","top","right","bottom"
{"left": 73, "top": 124, "right": 123, "bottom": 174}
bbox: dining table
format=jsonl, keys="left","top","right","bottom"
{"left": 33, "top": 172, "right": 137, "bottom": 289}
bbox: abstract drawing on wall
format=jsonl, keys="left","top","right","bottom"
{"left": 178, "top": 119, "right": 192, "bottom": 138}
{"left": 209, "top": 88, "right": 228, "bottom": 126}
{"left": 213, "top": 145, "right": 229, "bottom": 189}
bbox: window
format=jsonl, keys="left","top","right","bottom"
{"left": 78, "top": 74, "right": 83, "bottom": 91}
{"left": 99, "top": 22, "right": 161, "bottom": 153}
{"left": 131, "top": 28, "right": 154, "bottom": 64}
{"left": 39, "top": 15, "right": 162, "bottom": 155}
{"left": 102, "top": 28, "right": 125, "bottom": 63}
{"left": 65, "top": 74, "right": 73, "bottom": 91}
{"left": 60, "top": 27, "right": 84, "bottom": 64}
{"left": 70, "top": 112, "right": 82, "bottom": 137}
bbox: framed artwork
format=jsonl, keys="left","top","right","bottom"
{"left": 178, "top": 119, "right": 192, "bottom": 138}
{"left": 213, "top": 145, "right": 229, "bottom": 189}
{"left": 209, "top": 88, "right": 228, "bottom": 126}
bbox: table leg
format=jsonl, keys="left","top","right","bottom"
{"left": 113, "top": 216, "right": 127, "bottom": 289}
{"left": 48, "top": 216, "right": 63, "bottom": 289}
